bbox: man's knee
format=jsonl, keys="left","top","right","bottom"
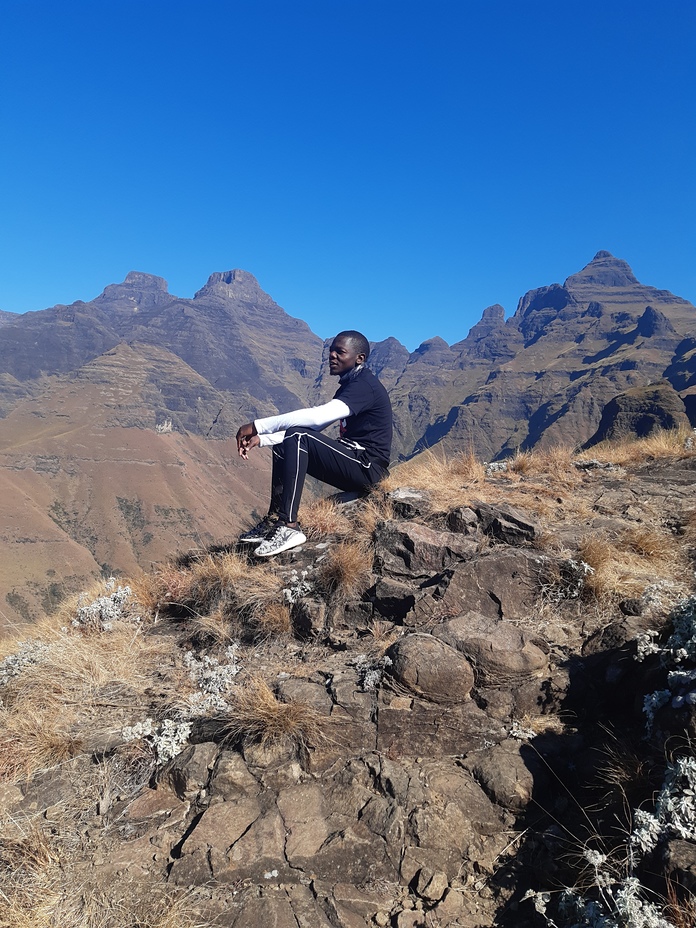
{"left": 284, "top": 426, "right": 313, "bottom": 442}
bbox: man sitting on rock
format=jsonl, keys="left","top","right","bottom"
{"left": 236, "top": 330, "right": 392, "bottom": 557}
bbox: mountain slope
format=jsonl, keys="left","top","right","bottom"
{"left": 0, "top": 343, "right": 271, "bottom": 631}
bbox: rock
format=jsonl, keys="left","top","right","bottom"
{"left": 386, "top": 633, "right": 474, "bottom": 703}
{"left": 434, "top": 612, "right": 548, "bottom": 685}
{"left": 292, "top": 597, "right": 327, "bottom": 638}
{"left": 446, "top": 506, "right": 479, "bottom": 535}
{"left": 472, "top": 501, "right": 538, "bottom": 545}
{"left": 370, "top": 577, "right": 417, "bottom": 622}
{"left": 462, "top": 741, "right": 547, "bottom": 812}
{"left": 162, "top": 742, "right": 217, "bottom": 800}
{"left": 416, "top": 867, "right": 449, "bottom": 901}
{"left": 661, "top": 837, "right": 696, "bottom": 895}
{"left": 211, "top": 749, "right": 260, "bottom": 796}
{"left": 377, "top": 694, "right": 504, "bottom": 756}
{"left": 388, "top": 487, "right": 433, "bottom": 520}
{"left": 374, "top": 520, "right": 478, "bottom": 580}
{"left": 433, "top": 549, "right": 543, "bottom": 622}
{"left": 585, "top": 380, "right": 690, "bottom": 447}
{"left": 276, "top": 784, "right": 328, "bottom": 865}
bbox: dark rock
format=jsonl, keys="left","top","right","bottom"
{"left": 386, "top": 633, "right": 475, "bottom": 703}
{"left": 292, "top": 597, "right": 327, "bottom": 638}
{"left": 374, "top": 521, "right": 477, "bottom": 580}
{"left": 446, "top": 506, "right": 479, "bottom": 535}
{"left": 432, "top": 549, "right": 543, "bottom": 621}
{"left": 370, "top": 577, "right": 417, "bottom": 622}
{"left": 161, "top": 742, "right": 217, "bottom": 800}
{"left": 473, "top": 500, "right": 537, "bottom": 545}
{"left": 585, "top": 380, "right": 690, "bottom": 447}
{"left": 462, "top": 740, "right": 548, "bottom": 812}
{"left": 377, "top": 692, "right": 504, "bottom": 756}
{"left": 661, "top": 838, "right": 696, "bottom": 895}
{"left": 388, "top": 487, "right": 434, "bottom": 520}
{"left": 434, "top": 612, "right": 548, "bottom": 685}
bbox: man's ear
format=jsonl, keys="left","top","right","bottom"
{"left": 355, "top": 353, "right": 366, "bottom": 366}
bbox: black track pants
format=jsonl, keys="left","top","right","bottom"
{"left": 269, "top": 427, "right": 386, "bottom": 524}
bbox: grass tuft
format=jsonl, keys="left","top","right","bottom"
{"left": 316, "top": 540, "right": 373, "bottom": 598}
{"left": 221, "top": 674, "right": 322, "bottom": 748}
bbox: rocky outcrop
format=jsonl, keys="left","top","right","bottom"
{"left": 584, "top": 380, "right": 691, "bottom": 447}
{"left": 3, "top": 457, "right": 696, "bottom": 926}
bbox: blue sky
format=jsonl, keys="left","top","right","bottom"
{"left": 1, "top": 0, "right": 694, "bottom": 350}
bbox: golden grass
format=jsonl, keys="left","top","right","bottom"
{"left": 0, "top": 878, "right": 208, "bottom": 928}
{"left": 577, "top": 527, "right": 686, "bottom": 602}
{"left": 221, "top": 674, "right": 322, "bottom": 748}
{"left": 299, "top": 497, "right": 353, "bottom": 539}
{"left": 316, "top": 540, "right": 373, "bottom": 598}
{"left": 148, "top": 550, "right": 285, "bottom": 637}
{"left": 251, "top": 602, "right": 292, "bottom": 637}
{"left": 386, "top": 449, "right": 486, "bottom": 504}
{"left": 579, "top": 425, "right": 696, "bottom": 467}
{"left": 0, "top": 622, "right": 174, "bottom": 783}
{"left": 188, "top": 604, "right": 241, "bottom": 647}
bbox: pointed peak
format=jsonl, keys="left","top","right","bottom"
{"left": 565, "top": 252, "right": 639, "bottom": 290}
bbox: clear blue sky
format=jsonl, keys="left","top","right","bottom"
{"left": 1, "top": 0, "right": 694, "bottom": 350}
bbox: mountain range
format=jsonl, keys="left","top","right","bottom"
{"left": 0, "top": 251, "right": 694, "bottom": 630}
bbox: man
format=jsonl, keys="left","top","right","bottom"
{"left": 236, "top": 330, "right": 392, "bottom": 557}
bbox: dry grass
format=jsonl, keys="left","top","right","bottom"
{"left": 509, "top": 444, "right": 582, "bottom": 488}
{"left": 316, "top": 540, "right": 373, "bottom": 598}
{"left": 665, "top": 878, "right": 696, "bottom": 928}
{"left": 188, "top": 604, "right": 241, "bottom": 647}
{"left": 0, "top": 622, "right": 173, "bottom": 783}
{"left": 299, "top": 497, "right": 353, "bottom": 539}
{"left": 251, "top": 601, "right": 292, "bottom": 637}
{"left": 385, "top": 449, "right": 485, "bottom": 507}
{"left": 680, "top": 509, "right": 696, "bottom": 547}
{"left": 577, "top": 526, "right": 686, "bottom": 602}
{"left": 148, "top": 550, "right": 285, "bottom": 637}
{"left": 579, "top": 425, "right": 696, "bottom": 467}
{"left": 221, "top": 674, "right": 323, "bottom": 748}
{"left": 0, "top": 877, "right": 208, "bottom": 928}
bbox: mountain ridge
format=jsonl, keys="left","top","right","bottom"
{"left": 0, "top": 251, "right": 694, "bottom": 628}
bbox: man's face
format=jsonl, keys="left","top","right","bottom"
{"left": 328, "top": 336, "right": 364, "bottom": 376}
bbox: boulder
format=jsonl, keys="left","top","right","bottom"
{"left": 433, "top": 549, "right": 543, "bottom": 621}
{"left": 386, "top": 633, "right": 475, "bottom": 702}
{"left": 434, "top": 611, "right": 548, "bottom": 685}
{"left": 472, "top": 500, "right": 538, "bottom": 545}
{"left": 374, "top": 520, "right": 477, "bottom": 580}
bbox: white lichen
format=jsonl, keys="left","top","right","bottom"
{"left": 72, "top": 578, "right": 137, "bottom": 631}
{"left": 282, "top": 569, "right": 314, "bottom": 604}
{"left": 122, "top": 717, "right": 192, "bottom": 764}
{"left": 0, "top": 640, "right": 50, "bottom": 687}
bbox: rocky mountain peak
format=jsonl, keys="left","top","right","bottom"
{"left": 636, "top": 305, "right": 677, "bottom": 338}
{"left": 193, "top": 269, "right": 269, "bottom": 303}
{"left": 564, "top": 251, "right": 640, "bottom": 290}
{"left": 96, "top": 272, "right": 171, "bottom": 308}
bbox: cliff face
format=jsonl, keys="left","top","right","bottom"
{"left": 386, "top": 251, "right": 695, "bottom": 459}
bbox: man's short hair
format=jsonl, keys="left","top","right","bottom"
{"left": 335, "top": 330, "right": 370, "bottom": 361}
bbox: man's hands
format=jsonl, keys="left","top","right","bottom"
{"left": 236, "top": 422, "right": 259, "bottom": 459}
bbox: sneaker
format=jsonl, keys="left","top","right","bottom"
{"left": 239, "top": 517, "right": 276, "bottom": 545}
{"left": 254, "top": 523, "right": 307, "bottom": 557}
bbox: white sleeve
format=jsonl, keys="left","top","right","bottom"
{"left": 254, "top": 398, "right": 351, "bottom": 438}
{"left": 258, "top": 431, "right": 286, "bottom": 447}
